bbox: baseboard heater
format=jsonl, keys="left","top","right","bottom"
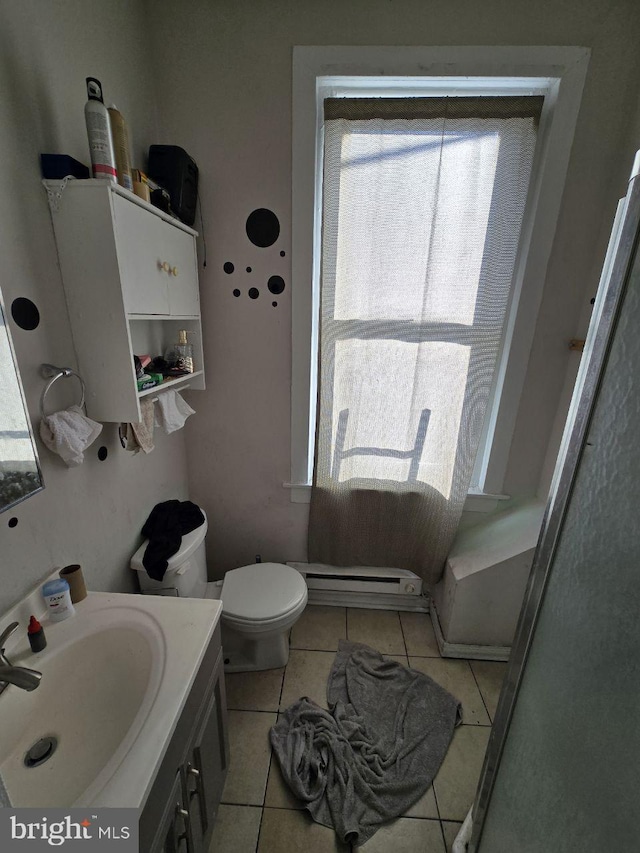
{"left": 287, "top": 562, "right": 429, "bottom": 612}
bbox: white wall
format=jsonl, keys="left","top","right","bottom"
{"left": 147, "top": 0, "right": 640, "bottom": 575}
{"left": 0, "top": 0, "right": 191, "bottom": 613}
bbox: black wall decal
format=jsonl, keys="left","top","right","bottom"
{"left": 8, "top": 517, "right": 18, "bottom": 528}
{"left": 223, "top": 262, "right": 235, "bottom": 274}
{"left": 98, "top": 446, "right": 108, "bottom": 461}
{"left": 246, "top": 266, "right": 252, "bottom": 273}
{"left": 280, "top": 250, "right": 286, "bottom": 257}
{"left": 246, "top": 208, "right": 280, "bottom": 247}
{"left": 248, "top": 287, "right": 260, "bottom": 299}
{"left": 268, "top": 275, "right": 285, "bottom": 295}
{"left": 11, "top": 297, "right": 40, "bottom": 331}
{"left": 233, "top": 289, "right": 241, "bottom": 297}
{"left": 272, "top": 301, "right": 278, "bottom": 307}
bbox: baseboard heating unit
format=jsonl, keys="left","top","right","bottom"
{"left": 287, "top": 562, "right": 429, "bottom": 612}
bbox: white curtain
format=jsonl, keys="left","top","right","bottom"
{"left": 308, "top": 97, "right": 543, "bottom": 586}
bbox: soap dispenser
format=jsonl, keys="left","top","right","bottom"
{"left": 164, "top": 329, "right": 194, "bottom": 376}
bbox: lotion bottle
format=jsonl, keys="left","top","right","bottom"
{"left": 85, "top": 77, "right": 117, "bottom": 182}
{"left": 107, "top": 104, "right": 133, "bottom": 190}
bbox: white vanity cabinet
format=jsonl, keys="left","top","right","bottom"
{"left": 47, "top": 180, "right": 205, "bottom": 423}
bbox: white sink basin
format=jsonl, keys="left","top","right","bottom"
{"left": 0, "top": 589, "right": 221, "bottom": 808}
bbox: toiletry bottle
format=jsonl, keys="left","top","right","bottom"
{"left": 84, "top": 77, "right": 117, "bottom": 182}
{"left": 42, "top": 578, "right": 75, "bottom": 623}
{"left": 27, "top": 615, "right": 47, "bottom": 653}
{"left": 164, "top": 329, "right": 194, "bottom": 375}
{"left": 107, "top": 104, "right": 133, "bottom": 190}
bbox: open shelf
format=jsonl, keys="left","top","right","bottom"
{"left": 138, "top": 370, "right": 204, "bottom": 399}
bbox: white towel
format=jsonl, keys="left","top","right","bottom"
{"left": 39, "top": 405, "right": 102, "bottom": 467}
{"left": 155, "top": 391, "right": 195, "bottom": 434}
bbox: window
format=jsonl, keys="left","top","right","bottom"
{"left": 289, "top": 47, "right": 590, "bottom": 508}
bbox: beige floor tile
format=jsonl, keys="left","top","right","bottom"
{"left": 222, "top": 710, "right": 276, "bottom": 805}
{"left": 384, "top": 653, "right": 409, "bottom": 667}
{"left": 258, "top": 807, "right": 349, "bottom": 852}
{"left": 291, "top": 605, "right": 347, "bottom": 651}
{"left": 441, "top": 821, "right": 463, "bottom": 852}
{"left": 355, "top": 817, "right": 445, "bottom": 852}
{"left": 469, "top": 660, "right": 507, "bottom": 721}
{"left": 433, "top": 725, "right": 490, "bottom": 821}
{"left": 403, "top": 785, "right": 439, "bottom": 819}
{"left": 208, "top": 804, "right": 262, "bottom": 852}
{"left": 408, "top": 657, "right": 490, "bottom": 726}
{"left": 347, "top": 608, "right": 405, "bottom": 655}
{"left": 400, "top": 611, "right": 440, "bottom": 657}
{"left": 225, "top": 667, "right": 285, "bottom": 712}
{"left": 264, "top": 751, "right": 305, "bottom": 810}
{"left": 280, "top": 650, "right": 336, "bottom": 711}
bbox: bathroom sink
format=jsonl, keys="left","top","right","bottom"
{"left": 0, "top": 603, "right": 165, "bottom": 807}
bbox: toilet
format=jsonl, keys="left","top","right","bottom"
{"left": 130, "top": 513, "right": 308, "bottom": 672}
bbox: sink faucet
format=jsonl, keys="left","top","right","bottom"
{"left": 0, "top": 622, "right": 41, "bottom": 694}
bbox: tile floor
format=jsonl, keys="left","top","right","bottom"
{"left": 210, "top": 606, "right": 506, "bottom": 853}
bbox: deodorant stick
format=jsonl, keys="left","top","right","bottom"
{"left": 42, "top": 578, "right": 75, "bottom": 623}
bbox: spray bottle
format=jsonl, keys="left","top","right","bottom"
{"left": 84, "top": 77, "right": 117, "bottom": 182}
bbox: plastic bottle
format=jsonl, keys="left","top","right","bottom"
{"left": 27, "top": 615, "right": 47, "bottom": 653}
{"left": 107, "top": 104, "right": 133, "bottom": 190}
{"left": 84, "top": 77, "right": 117, "bottom": 182}
{"left": 42, "top": 578, "right": 75, "bottom": 623}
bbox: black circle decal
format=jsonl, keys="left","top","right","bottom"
{"left": 98, "top": 446, "right": 108, "bottom": 461}
{"left": 11, "top": 298, "right": 40, "bottom": 331}
{"left": 246, "top": 266, "right": 252, "bottom": 273}
{"left": 8, "top": 517, "right": 18, "bottom": 528}
{"left": 248, "top": 288, "right": 260, "bottom": 299}
{"left": 280, "top": 250, "right": 286, "bottom": 257}
{"left": 223, "top": 262, "right": 235, "bottom": 274}
{"left": 272, "top": 301, "right": 278, "bottom": 307}
{"left": 233, "top": 289, "right": 241, "bottom": 297}
{"left": 268, "top": 275, "right": 285, "bottom": 295}
{"left": 246, "top": 209, "right": 280, "bottom": 248}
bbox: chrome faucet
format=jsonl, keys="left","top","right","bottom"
{"left": 0, "top": 622, "right": 41, "bottom": 694}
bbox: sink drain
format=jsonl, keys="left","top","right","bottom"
{"left": 24, "top": 736, "right": 57, "bottom": 768}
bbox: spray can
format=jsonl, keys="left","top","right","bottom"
{"left": 84, "top": 77, "right": 117, "bottom": 182}
{"left": 107, "top": 105, "right": 133, "bottom": 190}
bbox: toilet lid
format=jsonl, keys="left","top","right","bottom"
{"left": 222, "top": 563, "right": 307, "bottom": 622}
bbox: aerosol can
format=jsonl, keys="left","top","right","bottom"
{"left": 84, "top": 77, "right": 117, "bottom": 182}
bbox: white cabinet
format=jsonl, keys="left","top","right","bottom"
{"left": 47, "top": 180, "right": 205, "bottom": 423}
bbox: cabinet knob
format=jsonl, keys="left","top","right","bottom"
{"left": 161, "top": 261, "right": 170, "bottom": 273}
{"left": 176, "top": 805, "right": 189, "bottom": 819}
{"left": 172, "top": 266, "right": 179, "bottom": 277}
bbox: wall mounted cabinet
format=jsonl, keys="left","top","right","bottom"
{"left": 46, "top": 180, "right": 205, "bottom": 422}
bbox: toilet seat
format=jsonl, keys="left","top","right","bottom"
{"left": 221, "top": 563, "right": 307, "bottom": 627}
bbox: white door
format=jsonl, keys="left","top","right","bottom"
{"left": 163, "top": 223, "right": 200, "bottom": 316}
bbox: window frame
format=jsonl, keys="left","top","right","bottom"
{"left": 288, "top": 46, "right": 590, "bottom": 509}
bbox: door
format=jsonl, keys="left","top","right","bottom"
{"left": 113, "top": 194, "right": 170, "bottom": 315}
{"left": 164, "top": 222, "right": 200, "bottom": 316}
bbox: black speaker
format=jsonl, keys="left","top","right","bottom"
{"left": 147, "top": 145, "right": 198, "bottom": 226}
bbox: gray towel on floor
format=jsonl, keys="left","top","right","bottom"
{"left": 270, "top": 640, "right": 462, "bottom": 845}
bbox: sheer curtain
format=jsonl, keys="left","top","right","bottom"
{"left": 308, "top": 96, "right": 543, "bottom": 587}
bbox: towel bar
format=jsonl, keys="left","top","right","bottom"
{"left": 40, "top": 363, "right": 86, "bottom": 418}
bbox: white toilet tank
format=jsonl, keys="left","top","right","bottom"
{"left": 130, "top": 514, "right": 209, "bottom": 598}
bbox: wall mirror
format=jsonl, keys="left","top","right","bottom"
{"left": 0, "top": 292, "right": 44, "bottom": 512}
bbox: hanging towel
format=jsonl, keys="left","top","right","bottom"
{"left": 141, "top": 499, "right": 205, "bottom": 581}
{"left": 129, "top": 398, "right": 155, "bottom": 453}
{"left": 155, "top": 390, "right": 195, "bottom": 434}
{"left": 39, "top": 405, "right": 102, "bottom": 467}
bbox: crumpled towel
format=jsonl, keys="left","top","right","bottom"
{"left": 271, "top": 640, "right": 462, "bottom": 846}
{"left": 155, "top": 390, "right": 195, "bottom": 434}
{"left": 39, "top": 405, "right": 102, "bottom": 467}
{"left": 141, "top": 499, "right": 205, "bottom": 581}
{"left": 120, "top": 399, "right": 155, "bottom": 454}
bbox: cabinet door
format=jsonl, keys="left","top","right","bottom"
{"left": 113, "top": 194, "right": 170, "bottom": 315}
{"left": 151, "top": 772, "right": 192, "bottom": 853}
{"left": 187, "top": 656, "right": 229, "bottom": 844}
{"left": 163, "top": 223, "right": 200, "bottom": 316}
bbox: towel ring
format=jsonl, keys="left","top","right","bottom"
{"left": 40, "top": 363, "right": 86, "bottom": 418}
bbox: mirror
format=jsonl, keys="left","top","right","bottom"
{"left": 0, "top": 293, "right": 44, "bottom": 512}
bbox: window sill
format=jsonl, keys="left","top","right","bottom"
{"left": 283, "top": 482, "right": 509, "bottom": 512}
